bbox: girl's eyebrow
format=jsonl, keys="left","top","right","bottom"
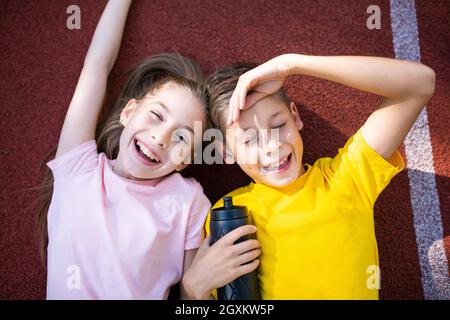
{"left": 154, "top": 101, "right": 169, "bottom": 112}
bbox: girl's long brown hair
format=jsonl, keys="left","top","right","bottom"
{"left": 36, "top": 53, "right": 211, "bottom": 265}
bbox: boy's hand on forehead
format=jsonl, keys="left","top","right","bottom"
{"left": 227, "top": 54, "right": 295, "bottom": 125}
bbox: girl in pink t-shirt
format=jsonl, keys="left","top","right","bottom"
{"left": 38, "top": 1, "right": 260, "bottom": 299}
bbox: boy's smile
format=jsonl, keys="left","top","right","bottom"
{"left": 226, "top": 94, "right": 305, "bottom": 188}
{"left": 261, "top": 153, "right": 293, "bottom": 174}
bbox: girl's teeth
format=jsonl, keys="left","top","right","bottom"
{"left": 137, "top": 141, "right": 158, "bottom": 162}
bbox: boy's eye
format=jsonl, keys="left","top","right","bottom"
{"left": 174, "top": 132, "right": 191, "bottom": 145}
{"left": 244, "top": 136, "right": 257, "bottom": 144}
{"left": 272, "top": 122, "right": 286, "bottom": 129}
{"left": 150, "top": 110, "right": 163, "bottom": 121}
{"left": 177, "top": 134, "right": 186, "bottom": 143}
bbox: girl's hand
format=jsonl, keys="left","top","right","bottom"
{"left": 182, "top": 225, "right": 261, "bottom": 299}
{"left": 227, "top": 54, "right": 297, "bottom": 125}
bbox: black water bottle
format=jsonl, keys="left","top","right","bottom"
{"left": 210, "top": 196, "right": 260, "bottom": 300}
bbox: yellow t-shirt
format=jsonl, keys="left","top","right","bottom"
{"left": 205, "top": 130, "right": 404, "bottom": 299}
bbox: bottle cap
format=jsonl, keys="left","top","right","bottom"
{"left": 211, "top": 196, "right": 248, "bottom": 221}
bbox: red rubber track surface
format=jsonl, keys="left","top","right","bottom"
{"left": 0, "top": 0, "right": 448, "bottom": 299}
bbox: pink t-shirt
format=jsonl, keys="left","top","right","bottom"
{"left": 46, "top": 140, "right": 211, "bottom": 299}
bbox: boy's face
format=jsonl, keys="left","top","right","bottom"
{"left": 225, "top": 94, "right": 305, "bottom": 188}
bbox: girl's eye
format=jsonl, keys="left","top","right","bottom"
{"left": 151, "top": 111, "right": 163, "bottom": 121}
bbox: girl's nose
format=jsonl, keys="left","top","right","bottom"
{"left": 151, "top": 131, "right": 169, "bottom": 149}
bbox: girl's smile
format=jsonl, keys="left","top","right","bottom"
{"left": 132, "top": 138, "right": 162, "bottom": 166}
{"left": 114, "top": 81, "right": 207, "bottom": 181}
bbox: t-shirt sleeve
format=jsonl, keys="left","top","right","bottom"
{"left": 184, "top": 180, "right": 211, "bottom": 250}
{"left": 47, "top": 140, "right": 98, "bottom": 181}
{"left": 329, "top": 129, "right": 405, "bottom": 208}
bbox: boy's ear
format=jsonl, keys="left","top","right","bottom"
{"left": 120, "top": 99, "right": 138, "bottom": 126}
{"left": 289, "top": 101, "right": 303, "bottom": 131}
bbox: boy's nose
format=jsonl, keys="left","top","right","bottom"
{"left": 262, "top": 138, "right": 281, "bottom": 158}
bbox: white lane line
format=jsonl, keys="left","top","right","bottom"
{"left": 390, "top": 0, "right": 450, "bottom": 299}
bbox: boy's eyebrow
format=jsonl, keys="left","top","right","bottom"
{"left": 179, "top": 125, "right": 195, "bottom": 134}
{"left": 155, "top": 101, "right": 195, "bottom": 134}
{"left": 241, "top": 111, "right": 284, "bottom": 132}
{"left": 269, "top": 111, "right": 284, "bottom": 120}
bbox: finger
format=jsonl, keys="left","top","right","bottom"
{"left": 237, "top": 77, "right": 251, "bottom": 112}
{"left": 221, "top": 225, "right": 257, "bottom": 246}
{"left": 227, "top": 93, "right": 234, "bottom": 125}
{"left": 254, "top": 79, "right": 283, "bottom": 94}
{"left": 233, "top": 239, "right": 260, "bottom": 254}
{"left": 232, "top": 75, "right": 252, "bottom": 122}
{"left": 243, "top": 91, "right": 268, "bottom": 111}
{"left": 230, "top": 90, "right": 242, "bottom": 124}
{"left": 232, "top": 96, "right": 241, "bottom": 123}
{"left": 235, "top": 248, "right": 261, "bottom": 266}
{"left": 227, "top": 98, "right": 233, "bottom": 126}
{"left": 236, "top": 259, "right": 260, "bottom": 277}
{"left": 228, "top": 89, "right": 239, "bottom": 125}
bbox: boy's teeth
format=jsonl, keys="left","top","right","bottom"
{"left": 137, "top": 141, "right": 158, "bottom": 162}
{"left": 267, "top": 157, "right": 288, "bottom": 169}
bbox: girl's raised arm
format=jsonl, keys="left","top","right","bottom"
{"left": 55, "top": 0, "right": 132, "bottom": 158}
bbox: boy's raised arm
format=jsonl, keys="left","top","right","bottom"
{"left": 229, "top": 54, "right": 436, "bottom": 159}
{"left": 56, "top": 0, "right": 133, "bottom": 158}
{"left": 289, "top": 55, "right": 436, "bottom": 159}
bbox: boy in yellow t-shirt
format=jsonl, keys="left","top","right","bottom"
{"left": 206, "top": 130, "right": 404, "bottom": 299}
{"left": 181, "top": 54, "right": 435, "bottom": 300}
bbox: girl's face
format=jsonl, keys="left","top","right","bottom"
{"left": 114, "top": 82, "right": 206, "bottom": 181}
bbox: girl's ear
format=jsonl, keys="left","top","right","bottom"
{"left": 175, "top": 163, "right": 189, "bottom": 172}
{"left": 120, "top": 99, "right": 138, "bottom": 126}
{"left": 289, "top": 101, "right": 303, "bottom": 131}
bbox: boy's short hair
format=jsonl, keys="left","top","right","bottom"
{"left": 207, "top": 62, "right": 291, "bottom": 133}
